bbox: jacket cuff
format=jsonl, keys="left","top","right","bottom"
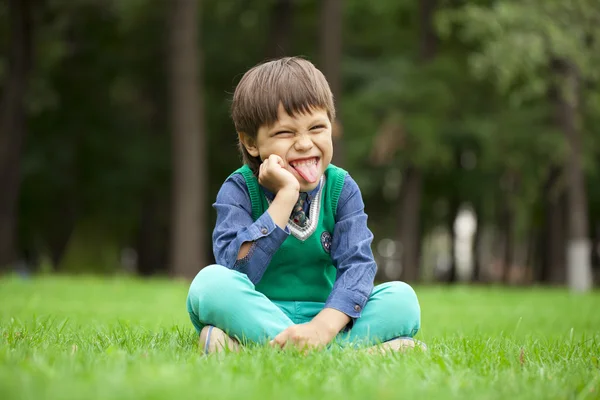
{"left": 242, "top": 212, "right": 289, "bottom": 244}
{"left": 325, "top": 288, "right": 369, "bottom": 319}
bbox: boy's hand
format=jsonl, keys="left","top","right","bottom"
{"left": 258, "top": 154, "right": 299, "bottom": 195}
{"left": 270, "top": 320, "right": 335, "bottom": 350}
{"left": 261, "top": 154, "right": 300, "bottom": 229}
{"left": 270, "top": 308, "right": 351, "bottom": 351}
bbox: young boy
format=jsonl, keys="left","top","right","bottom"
{"left": 186, "top": 56, "right": 423, "bottom": 354}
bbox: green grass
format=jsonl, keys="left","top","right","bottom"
{"left": 1, "top": 276, "right": 599, "bottom": 400}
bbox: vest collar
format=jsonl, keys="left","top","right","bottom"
{"left": 265, "top": 175, "right": 325, "bottom": 242}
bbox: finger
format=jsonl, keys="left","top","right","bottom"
{"left": 258, "top": 164, "right": 265, "bottom": 184}
{"left": 267, "top": 159, "right": 280, "bottom": 175}
{"left": 272, "top": 331, "right": 287, "bottom": 348}
{"left": 261, "top": 158, "right": 269, "bottom": 170}
{"left": 294, "top": 337, "right": 308, "bottom": 349}
{"left": 259, "top": 159, "right": 269, "bottom": 179}
{"left": 265, "top": 154, "right": 283, "bottom": 170}
{"left": 265, "top": 155, "right": 279, "bottom": 170}
{"left": 272, "top": 154, "right": 285, "bottom": 167}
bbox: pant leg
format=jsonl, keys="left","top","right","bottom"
{"left": 186, "top": 264, "right": 294, "bottom": 344}
{"left": 338, "top": 281, "right": 421, "bottom": 346}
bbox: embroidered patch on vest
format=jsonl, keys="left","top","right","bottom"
{"left": 321, "top": 231, "right": 332, "bottom": 254}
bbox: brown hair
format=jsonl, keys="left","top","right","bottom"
{"left": 231, "top": 56, "right": 336, "bottom": 174}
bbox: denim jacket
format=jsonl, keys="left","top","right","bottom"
{"left": 211, "top": 171, "right": 377, "bottom": 319}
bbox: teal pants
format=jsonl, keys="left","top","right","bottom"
{"left": 186, "top": 265, "right": 421, "bottom": 347}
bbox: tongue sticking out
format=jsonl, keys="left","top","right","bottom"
{"left": 293, "top": 159, "right": 320, "bottom": 183}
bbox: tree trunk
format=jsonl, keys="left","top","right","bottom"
{"left": 136, "top": 192, "right": 168, "bottom": 276}
{"left": 471, "top": 203, "right": 482, "bottom": 283}
{"left": 592, "top": 222, "right": 600, "bottom": 286}
{"left": 524, "top": 225, "right": 536, "bottom": 284}
{"left": 538, "top": 167, "right": 566, "bottom": 284}
{"left": 398, "top": 166, "right": 423, "bottom": 282}
{"left": 319, "top": 0, "right": 344, "bottom": 166}
{"left": 445, "top": 147, "right": 462, "bottom": 283}
{"left": 396, "top": 0, "right": 437, "bottom": 283}
{"left": 46, "top": 193, "right": 77, "bottom": 270}
{"left": 135, "top": 72, "right": 169, "bottom": 276}
{"left": 169, "top": 0, "right": 206, "bottom": 279}
{"left": 446, "top": 195, "right": 459, "bottom": 283}
{"left": 0, "top": 0, "right": 33, "bottom": 272}
{"left": 419, "top": 0, "right": 438, "bottom": 60}
{"left": 265, "top": 0, "right": 294, "bottom": 59}
{"left": 555, "top": 59, "right": 593, "bottom": 292}
{"left": 501, "top": 195, "right": 513, "bottom": 284}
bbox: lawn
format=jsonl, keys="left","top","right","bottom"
{"left": 1, "top": 276, "right": 599, "bottom": 400}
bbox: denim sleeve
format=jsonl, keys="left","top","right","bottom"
{"left": 324, "top": 174, "right": 377, "bottom": 319}
{"left": 212, "top": 174, "right": 289, "bottom": 284}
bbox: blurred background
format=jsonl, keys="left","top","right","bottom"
{"left": 1, "top": 0, "right": 599, "bottom": 291}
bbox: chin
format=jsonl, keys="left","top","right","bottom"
{"left": 300, "top": 181, "right": 320, "bottom": 192}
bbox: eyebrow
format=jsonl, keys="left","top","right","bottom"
{"left": 269, "top": 118, "right": 329, "bottom": 133}
{"left": 269, "top": 124, "right": 295, "bottom": 134}
{"left": 310, "top": 119, "right": 328, "bottom": 126}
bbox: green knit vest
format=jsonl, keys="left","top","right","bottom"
{"left": 232, "top": 164, "right": 347, "bottom": 302}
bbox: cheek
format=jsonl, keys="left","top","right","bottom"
{"left": 259, "top": 141, "right": 288, "bottom": 160}
{"left": 319, "top": 137, "right": 334, "bottom": 157}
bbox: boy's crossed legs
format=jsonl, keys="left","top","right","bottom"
{"left": 186, "top": 265, "right": 423, "bottom": 353}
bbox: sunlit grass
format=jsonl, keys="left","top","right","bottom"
{"left": 1, "top": 276, "right": 599, "bottom": 399}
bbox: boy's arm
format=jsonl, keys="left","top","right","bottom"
{"left": 322, "top": 174, "right": 376, "bottom": 325}
{"left": 237, "top": 187, "right": 297, "bottom": 259}
{"left": 213, "top": 175, "right": 293, "bottom": 283}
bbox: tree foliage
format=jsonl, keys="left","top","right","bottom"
{"left": 0, "top": 0, "right": 599, "bottom": 286}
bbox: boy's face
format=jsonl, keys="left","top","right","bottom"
{"left": 243, "top": 104, "right": 333, "bottom": 192}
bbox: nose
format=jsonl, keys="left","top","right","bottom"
{"left": 294, "top": 132, "right": 313, "bottom": 152}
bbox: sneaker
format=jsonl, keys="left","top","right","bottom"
{"left": 365, "top": 337, "right": 427, "bottom": 354}
{"left": 198, "top": 325, "right": 240, "bottom": 354}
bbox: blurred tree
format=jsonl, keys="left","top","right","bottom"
{"left": 538, "top": 166, "right": 566, "bottom": 283}
{"left": 0, "top": 0, "right": 32, "bottom": 271}
{"left": 266, "top": 0, "right": 294, "bottom": 58}
{"left": 114, "top": 1, "right": 171, "bottom": 276}
{"left": 554, "top": 58, "right": 592, "bottom": 292}
{"left": 169, "top": 0, "right": 206, "bottom": 279}
{"left": 319, "top": 0, "right": 344, "bottom": 167}
{"left": 1, "top": 0, "right": 598, "bottom": 289}
{"left": 446, "top": 0, "right": 600, "bottom": 290}
{"left": 343, "top": 0, "right": 455, "bottom": 282}
{"left": 398, "top": 0, "right": 439, "bottom": 283}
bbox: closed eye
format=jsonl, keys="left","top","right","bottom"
{"left": 274, "top": 130, "right": 293, "bottom": 136}
{"left": 310, "top": 125, "right": 326, "bottom": 130}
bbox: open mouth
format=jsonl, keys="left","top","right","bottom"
{"left": 289, "top": 157, "right": 320, "bottom": 183}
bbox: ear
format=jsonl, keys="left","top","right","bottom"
{"left": 238, "top": 132, "right": 260, "bottom": 158}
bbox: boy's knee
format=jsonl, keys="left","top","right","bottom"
{"left": 187, "top": 264, "right": 246, "bottom": 320}
{"left": 189, "top": 264, "right": 237, "bottom": 300}
{"left": 388, "top": 281, "right": 418, "bottom": 299}
{"left": 384, "top": 281, "right": 421, "bottom": 335}
{"left": 191, "top": 264, "right": 231, "bottom": 283}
